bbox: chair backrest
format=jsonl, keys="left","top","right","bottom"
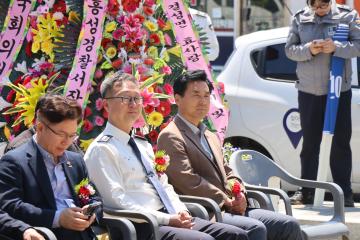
{"left": 229, "top": 149, "right": 290, "bottom": 187}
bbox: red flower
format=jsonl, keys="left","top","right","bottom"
{"left": 25, "top": 41, "right": 33, "bottom": 57}
{"left": 122, "top": 0, "right": 140, "bottom": 13}
{"left": 144, "top": 105, "right": 154, "bottom": 114}
{"left": 157, "top": 18, "right": 167, "bottom": 29}
{"left": 144, "top": 0, "right": 155, "bottom": 7}
{"left": 53, "top": 0, "right": 66, "bottom": 13}
{"left": 112, "top": 58, "right": 123, "bottom": 69}
{"left": 107, "top": 0, "right": 120, "bottom": 16}
{"left": 144, "top": 58, "right": 154, "bottom": 66}
{"left": 83, "top": 120, "right": 94, "bottom": 133}
{"left": 231, "top": 181, "right": 242, "bottom": 196}
{"left": 6, "top": 90, "right": 16, "bottom": 103}
{"left": 148, "top": 130, "right": 159, "bottom": 143}
{"left": 134, "top": 14, "right": 145, "bottom": 24}
{"left": 84, "top": 107, "right": 92, "bottom": 118}
{"left": 218, "top": 82, "right": 225, "bottom": 95}
{"left": 113, "top": 29, "right": 124, "bottom": 40}
{"left": 155, "top": 157, "right": 166, "bottom": 165}
{"left": 163, "top": 83, "right": 173, "bottom": 95}
{"left": 156, "top": 100, "right": 171, "bottom": 117}
{"left": 149, "top": 33, "right": 161, "bottom": 45}
{"left": 143, "top": 6, "right": 154, "bottom": 16}
{"left": 79, "top": 186, "right": 90, "bottom": 196}
{"left": 22, "top": 76, "right": 33, "bottom": 86}
{"left": 101, "top": 38, "right": 112, "bottom": 49}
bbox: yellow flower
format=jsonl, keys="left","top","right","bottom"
{"left": 147, "top": 111, "right": 164, "bottom": 127}
{"left": 106, "top": 46, "right": 117, "bottom": 59}
{"left": 105, "top": 21, "right": 117, "bottom": 32}
{"left": 4, "top": 77, "right": 49, "bottom": 127}
{"left": 144, "top": 21, "right": 158, "bottom": 32}
{"left": 31, "top": 40, "right": 40, "bottom": 53}
{"left": 80, "top": 138, "right": 94, "bottom": 151}
{"left": 147, "top": 46, "right": 158, "bottom": 59}
{"left": 163, "top": 21, "right": 172, "bottom": 31}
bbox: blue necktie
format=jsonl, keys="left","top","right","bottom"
{"left": 128, "top": 137, "right": 177, "bottom": 214}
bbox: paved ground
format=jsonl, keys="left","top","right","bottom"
{"left": 277, "top": 201, "right": 360, "bottom": 240}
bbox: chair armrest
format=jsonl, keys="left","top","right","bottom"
{"left": 278, "top": 174, "right": 345, "bottom": 223}
{"left": 184, "top": 202, "right": 209, "bottom": 220}
{"left": 246, "top": 185, "right": 293, "bottom": 216}
{"left": 100, "top": 216, "right": 137, "bottom": 240}
{"left": 179, "top": 195, "right": 223, "bottom": 222}
{"left": 34, "top": 227, "right": 57, "bottom": 240}
{"left": 246, "top": 189, "right": 274, "bottom": 211}
{"left": 103, "top": 207, "right": 160, "bottom": 240}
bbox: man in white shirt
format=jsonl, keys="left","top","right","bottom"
{"left": 84, "top": 72, "right": 249, "bottom": 240}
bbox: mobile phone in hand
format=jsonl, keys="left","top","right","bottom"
{"left": 83, "top": 201, "right": 102, "bottom": 217}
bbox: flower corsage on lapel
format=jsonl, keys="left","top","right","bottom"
{"left": 154, "top": 150, "right": 170, "bottom": 177}
{"left": 75, "top": 178, "right": 96, "bottom": 206}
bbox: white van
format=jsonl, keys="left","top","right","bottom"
{"left": 218, "top": 27, "right": 360, "bottom": 193}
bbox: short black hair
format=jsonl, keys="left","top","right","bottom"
{"left": 36, "top": 94, "right": 82, "bottom": 124}
{"left": 173, "top": 70, "right": 214, "bottom": 96}
{"left": 307, "top": 0, "right": 331, "bottom": 6}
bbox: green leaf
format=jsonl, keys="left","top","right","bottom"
{"left": 140, "top": 74, "right": 165, "bottom": 90}
{"left": 100, "top": 61, "right": 113, "bottom": 70}
{"left": 152, "top": 93, "right": 171, "bottom": 99}
{"left": 3, "top": 107, "right": 25, "bottom": 115}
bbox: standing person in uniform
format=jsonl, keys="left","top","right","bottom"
{"left": 84, "top": 72, "right": 250, "bottom": 240}
{"left": 285, "top": 0, "right": 360, "bottom": 207}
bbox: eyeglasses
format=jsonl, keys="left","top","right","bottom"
{"left": 41, "top": 121, "right": 78, "bottom": 141}
{"left": 104, "top": 96, "right": 143, "bottom": 104}
{"left": 310, "top": 3, "right": 329, "bottom": 10}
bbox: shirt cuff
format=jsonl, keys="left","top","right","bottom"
{"left": 52, "top": 210, "right": 62, "bottom": 228}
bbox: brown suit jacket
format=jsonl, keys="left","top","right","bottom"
{"left": 157, "top": 116, "right": 241, "bottom": 208}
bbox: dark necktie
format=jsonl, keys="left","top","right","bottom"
{"left": 128, "top": 137, "right": 176, "bottom": 214}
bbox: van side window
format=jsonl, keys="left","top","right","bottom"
{"left": 251, "top": 43, "right": 298, "bottom": 82}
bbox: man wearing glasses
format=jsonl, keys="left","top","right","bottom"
{"left": 0, "top": 95, "right": 100, "bottom": 240}
{"left": 84, "top": 72, "right": 249, "bottom": 240}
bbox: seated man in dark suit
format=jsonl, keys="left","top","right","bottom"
{"left": 0, "top": 209, "right": 44, "bottom": 240}
{"left": 0, "top": 94, "right": 100, "bottom": 240}
{"left": 158, "top": 70, "right": 304, "bottom": 240}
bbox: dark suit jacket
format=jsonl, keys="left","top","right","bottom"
{"left": 0, "top": 139, "right": 99, "bottom": 240}
{"left": 0, "top": 209, "right": 30, "bottom": 239}
{"left": 157, "top": 116, "right": 241, "bottom": 208}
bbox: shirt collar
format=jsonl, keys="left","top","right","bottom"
{"left": 33, "top": 134, "right": 66, "bottom": 165}
{"left": 103, "top": 121, "right": 131, "bottom": 144}
{"left": 177, "top": 114, "right": 207, "bottom": 136}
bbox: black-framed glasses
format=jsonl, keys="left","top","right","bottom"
{"left": 41, "top": 121, "right": 78, "bottom": 141}
{"left": 104, "top": 96, "right": 143, "bottom": 104}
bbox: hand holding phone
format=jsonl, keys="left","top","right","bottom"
{"left": 82, "top": 201, "right": 102, "bottom": 217}
{"left": 313, "top": 39, "right": 325, "bottom": 46}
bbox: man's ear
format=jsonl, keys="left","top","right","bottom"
{"left": 103, "top": 99, "right": 109, "bottom": 112}
{"left": 174, "top": 94, "right": 181, "bottom": 105}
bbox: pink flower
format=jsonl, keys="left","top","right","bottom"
{"left": 136, "top": 64, "right": 148, "bottom": 74}
{"left": 150, "top": 98, "right": 160, "bottom": 107}
{"left": 95, "top": 98, "right": 104, "bottom": 111}
{"left": 133, "top": 115, "right": 145, "bottom": 128}
{"left": 141, "top": 88, "right": 154, "bottom": 107}
{"left": 164, "top": 33, "right": 172, "bottom": 46}
{"left": 113, "top": 29, "right": 124, "bottom": 40}
{"left": 94, "top": 116, "right": 105, "bottom": 126}
{"left": 161, "top": 66, "right": 172, "bottom": 75}
{"left": 95, "top": 69, "right": 103, "bottom": 79}
{"left": 122, "top": 64, "right": 132, "bottom": 74}
{"left": 163, "top": 83, "right": 173, "bottom": 95}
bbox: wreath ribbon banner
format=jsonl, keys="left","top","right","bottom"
{"left": 0, "top": 0, "right": 35, "bottom": 82}
{"left": 64, "top": 0, "right": 107, "bottom": 109}
{"left": 163, "top": 0, "right": 229, "bottom": 142}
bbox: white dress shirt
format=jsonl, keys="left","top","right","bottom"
{"left": 84, "top": 122, "right": 187, "bottom": 225}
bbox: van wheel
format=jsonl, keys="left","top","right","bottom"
{"left": 224, "top": 137, "right": 272, "bottom": 159}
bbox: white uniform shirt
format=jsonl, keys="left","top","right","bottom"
{"left": 84, "top": 122, "right": 187, "bottom": 225}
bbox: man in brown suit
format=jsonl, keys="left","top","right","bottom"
{"left": 157, "top": 70, "right": 304, "bottom": 240}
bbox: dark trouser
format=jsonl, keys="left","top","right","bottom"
{"left": 110, "top": 217, "right": 248, "bottom": 240}
{"left": 223, "top": 208, "right": 303, "bottom": 240}
{"left": 298, "top": 90, "right": 352, "bottom": 197}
